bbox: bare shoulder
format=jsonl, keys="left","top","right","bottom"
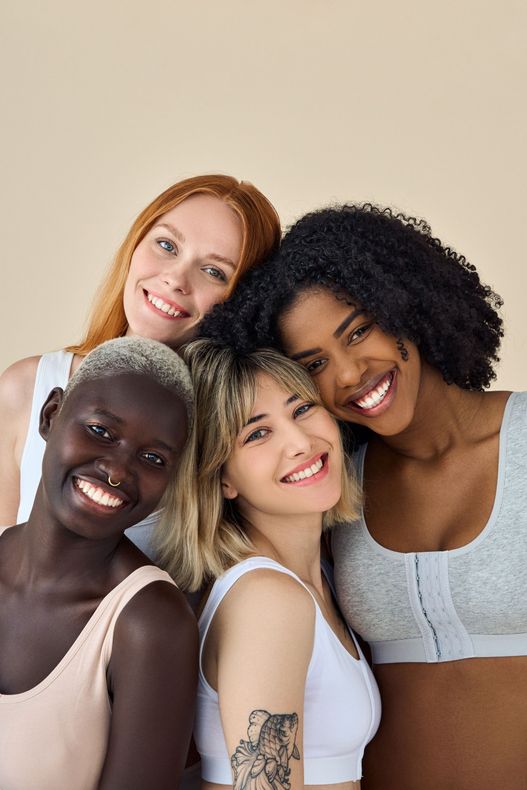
{"left": 113, "top": 576, "right": 197, "bottom": 650}
{"left": 0, "top": 355, "right": 41, "bottom": 412}
{"left": 218, "top": 566, "right": 315, "bottom": 627}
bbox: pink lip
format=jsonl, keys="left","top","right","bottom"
{"left": 280, "top": 453, "right": 329, "bottom": 487}
{"left": 71, "top": 475, "right": 128, "bottom": 515}
{"left": 143, "top": 289, "right": 191, "bottom": 319}
{"left": 343, "top": 370, "right": 397, "bottom": 418}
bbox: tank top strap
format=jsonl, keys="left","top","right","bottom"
{"left": 198, "top": 557, "right": 316, "bottom": 663}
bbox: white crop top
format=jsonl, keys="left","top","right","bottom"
{"left": 16, "top": 350, "right": 159, "bottom": 558}
{"left": 333, "top": 391, "right": 527, "bottom": 664}
{"left": 195, "top": 556, "right": 381, "bottom": 785}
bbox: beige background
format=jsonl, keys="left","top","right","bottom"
{"left": 1, "top": 1, "right": 525, "bottom": 389}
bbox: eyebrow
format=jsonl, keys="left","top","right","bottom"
{"left": 92, "top": 408, "right": 176, "bottom": 453}
{"left": 290, "top": 308, "right": 366, "bottom": 361}
{"left": 155, "top": 223, "right": 236, "bottom": 269}
{"left": 93, "top": 408, "right": 124, "bottom": 424}
{"left": 243, "top": 394, "right": 299, "bottom": 427}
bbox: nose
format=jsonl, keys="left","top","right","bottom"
{"left": 96, "top": 450, "right": 136, "bottom": 488}
{"left": 334, "top": 351, "right": 368, "bottom": 389}
{"left": 282, "top": 419, "right": 313, "bottom": 458}
{"left": 161, "top": 256, "right": 191, "bottom": 295}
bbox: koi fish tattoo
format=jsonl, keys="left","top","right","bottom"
{"left": 231, "top": 709, "right": 300, "bottom": 789}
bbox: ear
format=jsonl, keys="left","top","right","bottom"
{"left": 39, "top": 387, "right": 65, "bottom": 441}
{"left": 221, "top": 476, "right": 238, "bottom": 501}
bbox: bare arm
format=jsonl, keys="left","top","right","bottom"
{"left": 208, "top": 570, "right": 315, "bottom": 790}
{"left": 99, "top": 580, "right": 199, "bottom": 790}
{"left": 0, "top": 356, "right": 40, "bottom": 525}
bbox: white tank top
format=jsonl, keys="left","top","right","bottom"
{"left": 16, "top": 350, "right": 159, "bottom": 557}
{"left": 195, "top": 556, "right": 381, "bottom": 785}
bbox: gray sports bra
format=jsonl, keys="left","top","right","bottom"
{"left": 333, "top": 392, "right": 527, "bottom": 664}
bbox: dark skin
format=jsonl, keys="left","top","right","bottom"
{"left": 0, "top": 373, "right": 198, "bottom": 789}
{"left": 280, "top": 288, "right": 525, "bottom": 790}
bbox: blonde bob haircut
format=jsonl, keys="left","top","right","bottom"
{"left": 156, "top": 339, "right": 360, "bottom": 592}
{"left": 67, "top": 175, "right": 281, "bottom": 357}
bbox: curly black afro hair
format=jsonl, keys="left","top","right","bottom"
{"left": 200, "top": 204, "right": 504, "bottom": 390}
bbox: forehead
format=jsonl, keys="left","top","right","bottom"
{"left": 64, "top": 373, "right": 188, "bottom": 440}
{"left": 280, "top": 289, "right": 358, "bottom": 340}
{"left": 157, "top": 194, "right": 243, "bottom": 256}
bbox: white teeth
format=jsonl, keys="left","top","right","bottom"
{"left": 147, "top": 292, "right": 185, "bottom": 318}
{"left": 354, "top": 374, "right": 392, "bottom": 410}
{"left": 75, "top": 478, "right": 123, "bottom": 509}
{"left": 283, "top": 456, "right": 324, "bottom": 483}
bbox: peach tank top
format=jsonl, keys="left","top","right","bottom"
{"left": 0, "top": 555, "right": 176, "bottom": 790}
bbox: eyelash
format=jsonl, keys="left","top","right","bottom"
{"left": 304, "top": 322, "right": 375, "bottom": 374}
{"left": 157, "top": 239, "right": 177, "bottom": 254}
{"left": 202, "top": 265, "right": 227, "bottom": 283}
{"left": 88, "top": 423, "right": 112, "bottom": 440}
{"left": 156, "top": 239, "right": 227, "bottom": 283}
{"left": 87, "top": 425, "right": 165, "bottom": 467}
{"left": 242, "top": 402, "right": 315, "bottom": 444}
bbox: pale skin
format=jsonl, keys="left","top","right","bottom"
{"left": 0, "top": 193, "right": 242, "bottom": 526}
{"left": 279, "top": 287, "right": 525, "bottom": 790}
{"left": 201, "top": 375, "right": 362, "bottom": 790}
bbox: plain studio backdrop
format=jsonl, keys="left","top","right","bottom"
{"left": 1, "top": 1, "right": 525, "bottom": 389}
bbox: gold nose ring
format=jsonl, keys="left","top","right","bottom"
{"left": 107, "top": 475, "right": 121, "bottom": 487}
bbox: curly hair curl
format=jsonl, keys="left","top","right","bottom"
{"left": 200, "top": 204, "right": 503, "bottom": 390}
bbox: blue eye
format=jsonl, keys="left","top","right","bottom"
{"left": 243, "top": 427, "right": 269, "bottom": 444}
{"left": 202, "top": 265, "right": 227, "bottom": 282}
{"left": 157, "top": 239, "right": 176, "bottom": 254}
{"left": 294, "top": 402, "right": 314, "bottom": 418}
{"left": 88, "top": 424, "right": 111, "bottom": 440}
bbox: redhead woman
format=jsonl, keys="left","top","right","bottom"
{"left": 0, "top": 174, "right": 280, "bottom": 552}
{"left": 0, "top": 337, "right": 197, "bottom": 789}
{"left": 199, "top": 205, "right": 526, "bottom": 789}
{"left": 160, "top": 342, "right": 381, "bottom": 789}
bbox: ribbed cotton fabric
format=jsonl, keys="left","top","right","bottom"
{"left": 0, "top": 562, "right": 176, "bottom": 790}
{"left": 333, "top": 392, "right": 527, "bottom": 663}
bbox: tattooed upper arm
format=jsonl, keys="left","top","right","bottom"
{"left": 211, "top": 570, "right": 315, "bottom": 789}
{"left": 231, "top": 709, "right": 301, "bottom": 790}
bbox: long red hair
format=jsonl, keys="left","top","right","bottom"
{"left": 67, "top": 175, "right": 280, "bottom": 356}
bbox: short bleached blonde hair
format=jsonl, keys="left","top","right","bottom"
{"left": 156, "top": 340, "right": 360, "bottom": 592}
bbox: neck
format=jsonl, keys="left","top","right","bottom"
{"left": 15, "top": 487, "right": 123, "bottom": 589}
{"left": 243, "top": 508, "right": 324, "bottom": 587}
{"left": 380, "top": 364, "right": 487, "bottom": 460}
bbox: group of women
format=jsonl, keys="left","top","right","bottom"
{"left": 0, "top": 174, "right": 524, "bottom": 790}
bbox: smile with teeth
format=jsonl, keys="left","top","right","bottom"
{"left": 74, "top": 477, "right": 125, "bottom": 509}
{"left": 146, "top": 291, "right": 188, "bottom": 318}
{"left": 282, "top": 455, "right": 325, "bottom": 483}
{"left": 352, "top": 372, "right": 394, "bottom": 410}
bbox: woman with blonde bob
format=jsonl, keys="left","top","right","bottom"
{"left": 160, "top": 340, "right": 381, "bottom": 789}
{"left": 0, "top": 174, "right": 280, "bottom": 555}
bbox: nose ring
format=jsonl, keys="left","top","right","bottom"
{"left": 107, "top": 475, "right": 121, "bottom": 488}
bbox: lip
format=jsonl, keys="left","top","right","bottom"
{"left": 343, "top": 369, "right": 397, "bottom": 418}
{"left": 143, "top": 289, "right": 191, "bottom": 320}
{"left": 280, "top": 452, "right": 330, "bottom": 487}
{"left": 71, "top": 475, "right": 130, "bottom": 515}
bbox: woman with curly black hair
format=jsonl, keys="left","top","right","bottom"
{"left": 200, "top": 205, "right": 527, "bottom": 790}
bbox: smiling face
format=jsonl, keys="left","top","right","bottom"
{"left": 221, "top": 373, "right": 342, "bottom": 524}
{"left": 40, "top": 373, "right": 188, "bottom": 540}
{"left": 123, "top": 193, "right": 243, "bottom": 348}
{"left": 279, "top": 288, "right": 422, "bottom": 437}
